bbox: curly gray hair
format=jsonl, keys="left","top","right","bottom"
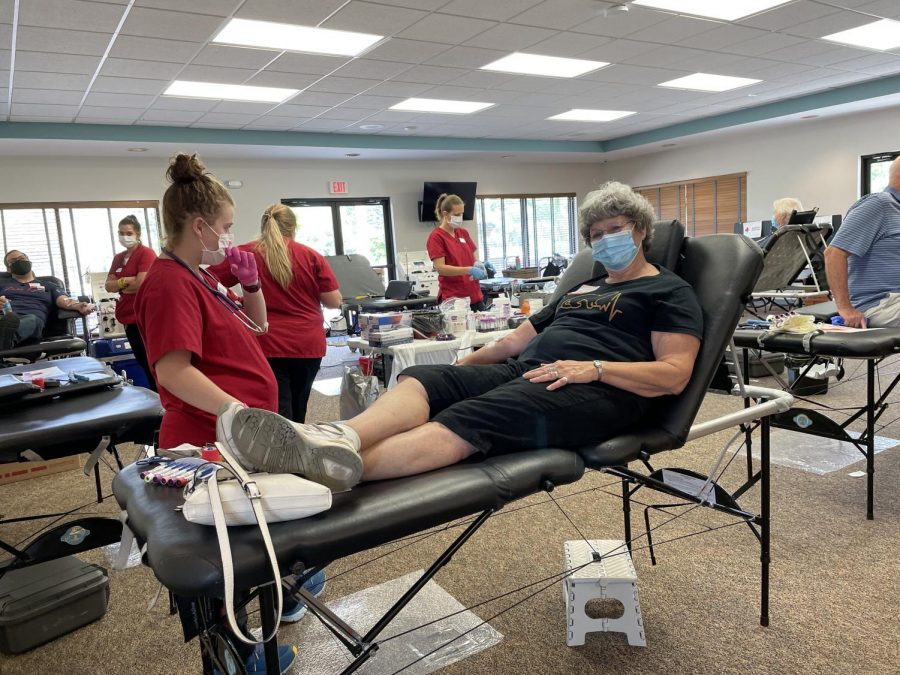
{"left": 579, "top": 181, "right": 656, "bottom": 252}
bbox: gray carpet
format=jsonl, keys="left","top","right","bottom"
{"left": 1, "top": 359, "right": 899, "bottom": 674}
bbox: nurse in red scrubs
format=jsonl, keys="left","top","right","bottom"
{"left": 426, "top": 193, "right": 487, "bottom": 310}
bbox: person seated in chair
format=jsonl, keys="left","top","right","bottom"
{"left": 216, "top": 182, "right": 704, "bottom": 491}
{"left": 0, "top": 250, "right": 94, "bottom": 350}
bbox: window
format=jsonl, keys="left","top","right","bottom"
{"left": 634, "top": 173, "right": 747, "bottom": 237}
{"left": 861, "top": 151, "right": 899, "bottom": 195}
{"left": 0, "top": 201, "right": 161, "bottom": 297}
{"left": 476, "top": 193, "right": 577, "bottom": 271}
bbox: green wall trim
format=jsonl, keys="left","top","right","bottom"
{"left": 0, "top": 121, "right": 605, "bottom": 153}
{"left": 603, "top": 72, "right": 900, "bottom": 151}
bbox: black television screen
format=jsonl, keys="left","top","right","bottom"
{"left": 421, "top": 181, "right": 477, "bottom": 222}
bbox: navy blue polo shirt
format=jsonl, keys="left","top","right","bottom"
{"left": 0, "top": 277, "right": 65, "bottom": 323}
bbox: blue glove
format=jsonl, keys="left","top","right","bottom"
{"left": 469, "top": 264, "right": 487, "bottom": 280}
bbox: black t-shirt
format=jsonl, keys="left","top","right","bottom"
{"left": 519, "top": 266, "right": 703, "bottom": 366}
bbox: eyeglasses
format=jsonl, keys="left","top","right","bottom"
{"left": 589, "top": 221, "right": 635, "bottom": 243}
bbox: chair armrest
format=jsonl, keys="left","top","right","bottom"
{"left": 57, "top": 309, "right": 80, "bottom": 321}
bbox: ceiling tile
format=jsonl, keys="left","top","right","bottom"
{"left": 341, "top": 93, "right": 401, "bottom": 108}
{"left": 507, "top": 0, "right": 609, "bottom": 31}
{"left": 858, "top": 0, "right": 900, "bottom": 20}
{"left": 423, "top": 45, "right": 507, "bottom": 69}
{"left": 121, "top": 7, "right": 224, "bottom": 41}
{"left": 738, "top": 0, "right": 840, "bottom": 30}
{"left": 133, "top": 118, "right": 192, "bottom": 127}
{"left": 463, "top": 23, "right": 557, "bottom": 50}
{"left": 99, "top": 58, "right": 183, "bottom": 80}
{"left": 574, "top": 8, "right": 669, "bottom": 38}
{"left": 623, "top": 15, "right": 721, "bottom": 44}
{"left": 363, "top": 80, "right": 433, "bottom": 96}
{"left": 10, "top": 102, "right": 78, "bottom": 117}
{"left": 833, "top": 52, "right": 900, "bottom": 75}
{"left": 19, "top": 0, "right": 125, "bottom": 32}
{"left": 584, "top": 63, "right": 691, "bottom": 85}
{"left": 363, "top": 38, "right": 450, "bottom": 65}
{"left": 294, "top": 118, "right": 352, "bottom": 131}
{"left": 274, "top": 103, "right": 334, "bottom": 117}
{"left": 746, "top": 60, "right": 820, "bottom": 81}
{"left": 135, "top": 0, "right": 234, "bottom": 16}
{"left": 236, "top": 0, "right": 347, "bottom": 25}
{"left": 725, "top": 31, "right": 799, "bottom": 57}
{"left": 73, "top": 117, "right": 136, "bottom": 125}
{"left": 307, "top": 75, "right": 383, "bottom": 94}
{"left": 318, "top": 106, "right": 380, "bottom": 121}
{"left": 792, "top": 44, "right": 872, "bottom": 67}
{"left": 83, "top": 91, "right": 157, "bottom": 107}
{"left": 360, "top": 110, "right": 421, "bottom": 122}
{"left": 16, "top": 26, "right": 111, "bottom": 55}
{"left": 139, "top": 108, "right": 206, "bottom": 122}
{"left": 527, "top": 32, "right": 612, "bottom": 57}
{"left": 676, "top": 24, "right": 766, "bottom": 51}
{"left": 330, "top": 59, "right": 412, "bottom": 80}
{"left": 246, "top": 70, "right": 320, "bottom": 89}
{"left": 10, "top": 114, "right": 78, "bottom": 122}
{"left": 352, "top": 0, "right": 446, "bottom": 8}
{"left": 77, "top": 105, "right": 145, "bottom": 119}
{"left": 578, "top": 38, "right": 661, "bottom": 63}
{"left": 195, "top": 112, "right": 261, "bottom": 125}
{"left": 14, "top": 50, "right": 101, "bottom": 75}
{"left": 787, "top": 10, "right": 878, "bottom": 38}
{"left": 662, "top": 50, "right": 749, "bottom": 73}
{"left": 192, "top": 45, "right": 279, "bottom": 70}
{"left": 391, "top": 64, "right": 469, "bottom": 84}
{"left": 419, "top": 84, "right": 488, "bottom": 99}
{"left": 442, "top": 0, "right": 544, "bottom": 21}
{"left": 13, "top": 71, "right": 91, "bottom": 90}
{"left": 110, "top": 35, "right": 203, "bottom": 63}
{"left": 267, "top": 52, "right": 350, "bottom": 75}
{"left": 289, "top": 91, "right": 351, "bottom": 106}
{"left": 443, "top": 70, "right": 515, "bottom": 88}
{"left": 0, "top": 0, "right": 12, "bottom": 23}
{"left": 323, "top": 2, "right": 429, "bottom": 35}
{"left": 211, "top": 100, "right": 275, "bottom": 114}
{"left": 11, "top": 88, "right": 83, "bottom": 104}
{"left": 92, "top": 76, "right": 169, "bottom": 95}
{"left": 623, "top": 44, "right": 708, "bottom": 67}
{"left": 179, "top": 64, "right": 259, "bottom": 84}
{"left": 397, "top": 14, "right": 497, "bottom": 45}
{"left": 244, "top": 116, "right": 306, "bottom": 130}
{"left": 148, "top": 97, "right": 218, "bottom": 111}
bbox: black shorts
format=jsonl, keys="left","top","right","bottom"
{"left": 400, "top": 359, "right": 649, "bottom": 456}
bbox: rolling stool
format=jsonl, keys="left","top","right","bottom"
{"left": 563, "top": 539, "right": 646, "bottom": 647}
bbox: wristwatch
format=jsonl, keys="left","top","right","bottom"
{"left": 593, "top": 359, "right": 603, "bottom": 382}
{"left": 242, "top": 282, "right": 261, "bottom": 294}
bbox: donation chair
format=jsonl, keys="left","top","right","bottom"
{"left": 111, "top": 224, "right": 789, "bottom": 675}
{"left": 0, "top": 271, "right": 89, "bottom": 363}
{"left": 325, "top": 253, "right": 436, "bottom": 333}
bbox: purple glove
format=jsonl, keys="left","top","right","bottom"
{"left": 226, "top": 247, "right": 258, "bottom": 287}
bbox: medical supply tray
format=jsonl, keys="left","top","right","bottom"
{"left": 0, "top": 556, "right": 110, "bottom": 654}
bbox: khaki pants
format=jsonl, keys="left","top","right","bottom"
{"left": 864, "top": 293, "right": 900, "bottom": 327}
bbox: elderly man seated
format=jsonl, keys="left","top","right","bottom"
{"left": 0, "top": 250, "right": 94, "bottom": 350}
{"left": 216, "top": 182, "right": 705, "bottom": 492}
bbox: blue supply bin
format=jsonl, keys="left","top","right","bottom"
{"left": 91, "top": 338, "right": 151, "bottom": 389}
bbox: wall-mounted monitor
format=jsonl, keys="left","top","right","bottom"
{"left": 420, "top": 181, "right": 477, "bottom": 222}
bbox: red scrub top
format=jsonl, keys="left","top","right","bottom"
{"left": 210, "top": 239, "right": 339, "bottom": 359}
{"left": 426, "top": 226, "right": 483, "bottom": 303}
{"left": 135, "top": 257, "right": 277, "bottom": 448}
{"left": 107, "top": 244, "right": 156, "bottom": 324}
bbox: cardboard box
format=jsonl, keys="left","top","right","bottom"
{"left": 0, "top": 455, "right": 82, "bottom": 486}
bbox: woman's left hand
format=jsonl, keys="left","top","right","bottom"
{"left": 226, "top": 247, "right": 258, "bottom": 287}
{"left": 523, "top": 360, "right": 598, "bottom": 391}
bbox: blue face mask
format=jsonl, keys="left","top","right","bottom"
{"left": 592, "top": 228, "right": 638, "bottom": 271}
{"left": 771, "top": 214, "right": 780, "bottom": 230}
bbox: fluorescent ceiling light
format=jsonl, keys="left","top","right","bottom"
{"left": 548, "top": 109, "right": 636, "bottom": 122}
{"left": 389, "top": 98, "right": 494, "bottom": 114}
{"left": 822, "top": 19, "right": 900, "bottom": 51}
{"left": 481, "top": 52, "right": 608, "bottom": 78}
{"left": 658, "top": 73, "right": 761, "bottom": 92}
{"left": 213, "top": 18, "right": 383, "bottom": 57}
{"left": 163, "top": 81, "right": 298, "bottom": 103}
{"left": 631, "top": 0, "right": 790, "bottom": 21}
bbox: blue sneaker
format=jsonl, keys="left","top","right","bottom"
{"left": 281, "top": 569, "right": 327, "bottom": 623}
{"left": 215, "top": 643, "right": 297, "bottom": 675}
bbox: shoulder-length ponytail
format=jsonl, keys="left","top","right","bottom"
{"left": 258, "top": 203, "right": 297, "bottom": 290}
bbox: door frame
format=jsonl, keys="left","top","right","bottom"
{"left": 281, "top": 197, "right": 397, "bottom": 279}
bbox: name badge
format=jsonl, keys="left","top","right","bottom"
{"left": 458, "top": 237, "right": 466, "bottom": 244}
{"left": 115, "top": 267, "right": 123, "bottom": 273}
{"left": 28, "top": 283, "right": 45, "bottom": 291}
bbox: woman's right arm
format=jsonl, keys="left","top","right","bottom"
{"left": 457, "top": 320, "right": 537, "bottom": 365}
{"left": 154, "top": 349, "right": 241, "bottom": 413}
{"left": 105, "top": 256, "right": 121, "bottom": 292}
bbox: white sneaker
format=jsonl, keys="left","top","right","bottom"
{"left": 216, "top": 401, "right": 258, "bottom": 469}
{"left": 222, "top": 407, "right": 363, "bottom": 492}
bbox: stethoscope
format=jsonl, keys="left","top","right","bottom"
{"left": 163, "top": 248, "right": 266, "bottom": 335}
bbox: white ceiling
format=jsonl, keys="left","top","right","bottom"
{"left": 1, "top": 0, "right": 900, "bottom": 152}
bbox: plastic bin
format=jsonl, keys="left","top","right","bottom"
{"left": 0, "top": 556, "right": 110, "bottom": 654}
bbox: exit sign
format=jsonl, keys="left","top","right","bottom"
{"left": 329, "top": 180, "right": 348, "bottom": 194}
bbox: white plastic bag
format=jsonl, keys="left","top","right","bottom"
{"left": 340, "top": 364, "right": 379, "bottom": 418}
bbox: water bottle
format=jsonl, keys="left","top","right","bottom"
{"left": 515, "top": 256, "right": 521, "bottom": 269}
{"left": 1, "top": 299, "right": 10, "bottom": 315}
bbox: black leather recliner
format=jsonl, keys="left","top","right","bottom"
{"left": 0, "top": 272, "right": 89, "bottom": 362}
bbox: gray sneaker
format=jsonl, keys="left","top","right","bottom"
{"left": 220, "top": 407, "right": 363, "bottom": 492}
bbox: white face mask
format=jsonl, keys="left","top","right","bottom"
{"left": 449, "top": 214, "right": 463, "bottom": 225}
{"left": 199, "top": 220, "right": 233, "bottom": 265}
{"left": 119, "top": 234, "right": 137, "bottom": 248}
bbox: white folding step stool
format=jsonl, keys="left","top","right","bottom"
{"left": 563, "top": 539, "right": 646, "bottom": 647}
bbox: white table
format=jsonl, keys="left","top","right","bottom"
{"left": 351, "top": 329, "right": 512, "bottom": 388}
